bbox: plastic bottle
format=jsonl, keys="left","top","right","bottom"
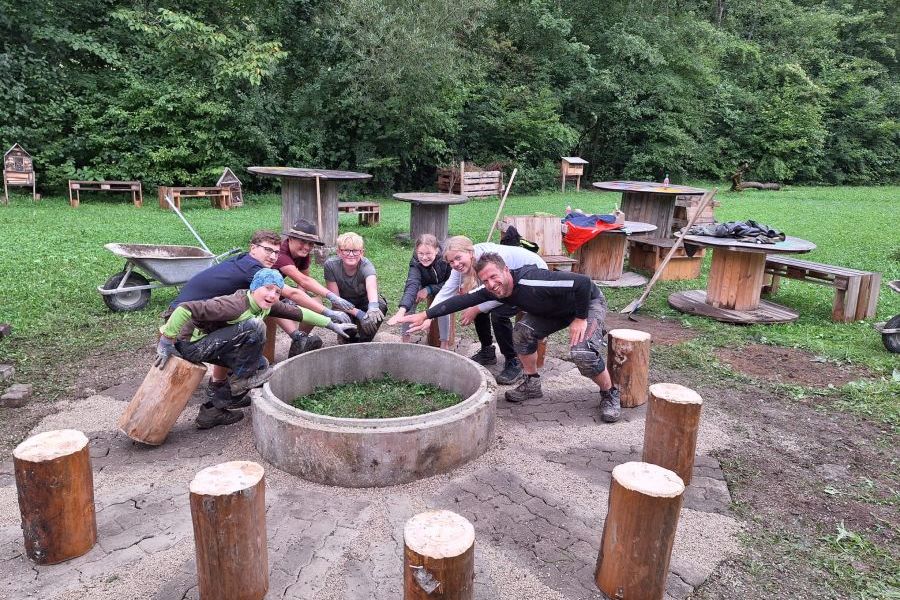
{"left": 663, "top": 174, "right": 670, "bottom": 186}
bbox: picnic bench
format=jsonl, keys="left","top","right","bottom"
{"left": 338, "top": 201, "right": 381, "bottom": 226}
{"left": 69, "top": 180, "right": 142, "bottom": 208}
{"left": 762, "top": 256, "right": 881, "bottom": 322}
{"left": 158, "top": 186, "right": 231, "bottom": 210}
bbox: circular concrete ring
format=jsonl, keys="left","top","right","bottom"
{"left": 252, "top": 343, "right": 497, "bottom": 487}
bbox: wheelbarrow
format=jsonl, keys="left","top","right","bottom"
{"left": 98, "top": 244, "right": 240, "bottom": 312}
{"left": 875, "top": 280, "right": 900, "bottom": 353}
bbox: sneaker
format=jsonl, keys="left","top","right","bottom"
{"left": 504, "top": 375, "right": 543, "bottom": 403}
{"left": 230, "top": 366, "right": 274, "bottom": 396}
{"left": 195, "top": 405, "right": 245, "bottom": 430}
{"left": 600, "top": 387, "right": 622, "bottom": 423}
{"left": 470, "top": 345, "right": 497, "bottom": 366}
{"left": 289, "top": 333, "right": 323, "bottom": 358}
{"left": 496, "top": 357, "right": 523, "bottom": 385}
{"left": 207, "top": 380, "right": 251, "bottom": 409}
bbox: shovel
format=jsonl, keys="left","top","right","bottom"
{"left": 621, "top": 188, "right": 717, "bottom": 319}
{"left": 164, "top": 195, "right": 239, "bottom": 263}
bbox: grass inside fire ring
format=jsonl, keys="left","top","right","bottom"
{"left": 291, "top": 373, "right": 462, "bottom": 418}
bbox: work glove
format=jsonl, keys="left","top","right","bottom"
{"left": 154, "top": 336, "right": 180, "bottom": 370}
{"left": 327, "top": 321, "right": 356, "bottom": 339}
{"left": 326, "top": 292, "right": 355, "bottom": 312}
{"left": 358, "top": 317, "right": 378, "bottom": 337}
{"left": 366, "top": 301, "right": 384, "bottom": 324}
{"left": 323, "top": 308, "right": 352, "bottom": 324}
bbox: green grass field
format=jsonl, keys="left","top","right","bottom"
{"left": 1, "top": 184, "right": 897, "bottom": 410}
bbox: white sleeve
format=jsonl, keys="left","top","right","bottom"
{"left": 432, "top": 269, "right": 461, "bottom": 305}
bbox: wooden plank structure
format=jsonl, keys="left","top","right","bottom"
{"left": 437, "top": 161, "right": 503, "bottom": 198}
{"left": 672, "top": 194, "right": 719, "bottom": 230}
{"left": 628, "top": 237, "right": 706, "bottom": 281}
{"left": 68, "top": 180, "right": 142, "bottom": 208}
{"left": 13, "top": 429, "right": 97, "bottom": 564}
{"left": 338, "top": 201, "right": 381, "bottom": 225}
{"left": 592, "top": 181, "right": 707, "bottom": 239}
{"left": 394, "top": 192, "right": 469, "bottom": 242}
{"left": 502, "top": 214, "right": 577, "bottom": 272}
{"left": 190, "top": 461, "right": 268, "bottom": 600}
{"left": 642, "top": 383, "right": 703, "bottom": 485}
{"left": 3, "top": 143, "right": 37, "bottom": 204}
{"left": 595, "top": 461, "right": 685, "bottom": 600}
{"left": 158, "top": 186, "right": 232, "bottom": 210}
{"left": 763, "top": 256, "right": 881, "bottom": 322}
{"left": 216, "top": 167, "right": 244, "bottom": 207}
{"left": 560, "top": 156, "right": 588, "bottom": 192}
{"left": 403, "top": 510, "right": 475, "bottom": 600}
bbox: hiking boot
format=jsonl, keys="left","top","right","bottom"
{"left": 470, "top": 345, "right": 497, "bottom": 366}
{"left": 289, "top": 333, "right": 323, "bottom": 358}
{"left": 195, "top": 405, "right": 245, "bottom": 430}
{"left": 600, "top": 387, "right": 622, "bottom": 423}
{"left": 230, "top": 366, "right": 274, "bottom": 396}
{"left": 496, "top": 357, "right": 523, "bottom": 385}
{"left": 207, "top": 380, "right": 251, "bottom": 409}
{"left": 504, "top": 375, "right": 543, "bottom": 403}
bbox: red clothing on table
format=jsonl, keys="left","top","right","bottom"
{"left": 273, "top": 239, "right": 311, "bottom": 273}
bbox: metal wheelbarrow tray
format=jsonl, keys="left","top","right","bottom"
{"left": 874, "top": 280, "right": 900, "bottom": 353}
{"left": 98, "top": 243, "right": 219, "bottom": 312}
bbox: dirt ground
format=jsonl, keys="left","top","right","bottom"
{"left": 0, "top": 315, "right": 895, "bottom": 598}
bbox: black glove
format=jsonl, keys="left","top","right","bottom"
{"left": 154, "top": 336, "right": 180, "bottom": 370}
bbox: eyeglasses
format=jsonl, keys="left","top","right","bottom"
{"left": 339, "top": 248, "right": 362, "bottom": 256}
{"left": 253, "top": 244, "right": 280, "bottom": 257}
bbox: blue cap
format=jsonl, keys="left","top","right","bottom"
{"left": 250, "top": 268, "right": 285, "bottom": 291}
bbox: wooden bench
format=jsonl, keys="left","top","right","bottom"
{"left": 762, "top": 256, "right": 881, "bottom": 322}
{"left": 158, "top": 186, "right": 231, "bottom": 210}
{"left": 69, "top": 180, "right": 142, "bottom": 208}
{"left": 628, "top": 237, "right": 706, "bottom": 281}
{"left": 338, "top": 201, "right": 380, "bottom": 225}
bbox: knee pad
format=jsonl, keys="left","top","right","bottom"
{"left": 512, "top": 322, "right": 538, "bottom": 356}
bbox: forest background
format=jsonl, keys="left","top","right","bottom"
{"left": 1, "top": 0, "right": 898, "bottom": 192}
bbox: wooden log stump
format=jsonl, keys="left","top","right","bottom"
{"left": 595, "top": 461, "right": 685, "bottom": 600}
{"left": 608, "top": 329, "right": 652, "bottom": 408}
{"left": 190, "top": 461, "right": 268, "bottom": 600}
{"left": 404, "top": 510, "right": 475, "bottom": 600}
{"left": 263, "top": 317, "right": 277, "bottom": 363}
{"left": 642, "top": 383, "right": 704, "bottom": 485}
{"left": 13, "top": 429, "right": 97, "bottom": 564}
{"left": 118, "top": 356, "right": 207, "bottom": 445}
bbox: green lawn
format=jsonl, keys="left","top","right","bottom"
{"left": 1, "top": 185, "right": 898, "bottom": 409}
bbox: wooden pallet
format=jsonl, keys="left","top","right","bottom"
{"left": 158, "top": 186, "right": 231, "bottom": 210}
{"left": 437, "top": 169, "right": 503, "bottom": 198}
{"left": 69, "top": 180, "right": 142, "bottom": 208}
{"left": 338, "top": 201, "right": 380, "bottom": 225}
{"left": 628, "top": 237, "right": 706, "bottom": 281}
{"left": 763, "top": 256, "right": 880, "bottom": 322}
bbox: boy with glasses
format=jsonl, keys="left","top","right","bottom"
{"left": 323, "top": 232, "right": 388, "bottom": 343}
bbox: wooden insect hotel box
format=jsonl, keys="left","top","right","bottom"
{"left": 560, "top": 157, "right": 588, "bottom": 192}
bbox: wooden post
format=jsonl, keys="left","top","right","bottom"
{"left": 404, "top": 510, "right": 475, "bottom": 600}
{"left": 118, "top": 356, "right": 208, "bottom": 445}
{"left": 263, "top": 317, "right": 277, "bottom": 364}
{"left": 595, "top": 461, "right": 685, "bottom": 600}
{"left": 13, "top": 429, "right": 97, "bottom": 564}
{"left": 608, "top": 329, "right": 652, "bottom": 408}
{"left": 190, "top": 461, "right": 268, "bottom": 600}
{"left": 426, "top": 297, "right": 456, "bottom": 349}
{"left": 642, "top": 383, "right": 703, "bottom": 485}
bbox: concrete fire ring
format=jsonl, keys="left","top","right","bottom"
{"left": 252, "top": 343, "right": 497, "bottom": 487}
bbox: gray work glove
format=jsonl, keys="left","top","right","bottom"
{"left": 327, "top": 321, "right": 356, "bottom": 339}
{"left": 326, "top": 292, "right": 355, "bottom": 312}
{"left": 359, "top": 316, "right": 379, "bottom": 337}
{"left": 323, "top": 308, "right": 352, "bottom": 324}
{"left": 154, "top": 336, "right": 180, "bottom": 370}
{"left": 366, "top": 301, "right": 384, "bottom": 324}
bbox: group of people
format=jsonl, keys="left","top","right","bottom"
{"left": 156, "top": 219, "right": 622, "bottom": 429}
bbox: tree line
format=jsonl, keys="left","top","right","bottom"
{"left": 2, "top": 0, "right": 897, "bottom": 193}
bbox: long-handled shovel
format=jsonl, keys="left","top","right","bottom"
{"left": 621, "top": 188, "right": 717, "bottom": 319}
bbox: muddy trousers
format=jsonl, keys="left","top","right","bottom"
{"left": 175, "top": 319, "right": 266, "bottom": 381}
{"left": 474, "top": 304, "right": 518, "bottom": 360}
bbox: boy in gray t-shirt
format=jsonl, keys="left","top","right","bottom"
{"left": 324, "top": 232, "right": 388, "bottom": 343}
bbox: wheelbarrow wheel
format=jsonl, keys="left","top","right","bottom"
{"left": 102, "top": 272, "right": 151, "bottom": 312}
{"left": 882, "top": 314, "right": 900, "bottom": 353}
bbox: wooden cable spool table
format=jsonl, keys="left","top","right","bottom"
{"left": 573, "top": 221, "right": 657, "bottom": 287}
{"left": 392, "top": 192, "right": 469, "bottom": 242}
{"left": 592, "top": 181, "right": 706, "bottom": 239}
{"left": 248, "top": 167, "right": 372, "bottom": 250}
{"left": 668, "top": 235, "right": 816, "bottom": 324}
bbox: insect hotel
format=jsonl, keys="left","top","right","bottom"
{"left": 560, "top": 156, "right": 588, "bottom": 192}
{"left": 3, "top": 143, "right": 37, "bottom": 204}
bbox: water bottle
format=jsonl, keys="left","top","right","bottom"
{"left": 663, "top": 174, "right": 670, "bottom": 186}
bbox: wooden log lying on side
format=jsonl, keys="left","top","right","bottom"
{"left": 608, "top": 329, "right": 652, "bottom": 407}
{"left": 190, "top": 461, "right": 268, "bottom": 600}
{"left": 642, "top": 383, "right": 704, "bottom": 485}
{"left": 118, "top": 356, "right": 207, "bottom": 445}
{"left": 13, "top": 429, "right": 97, "bottom": 564}
{"left": 739, "top": 181, "right": 781, "bottom": 191}
{"left": 595, "top": 461, "right": 685, "bottom": 600}
{"left": 404, "top": 510, "right": 475, "bottom": 600}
